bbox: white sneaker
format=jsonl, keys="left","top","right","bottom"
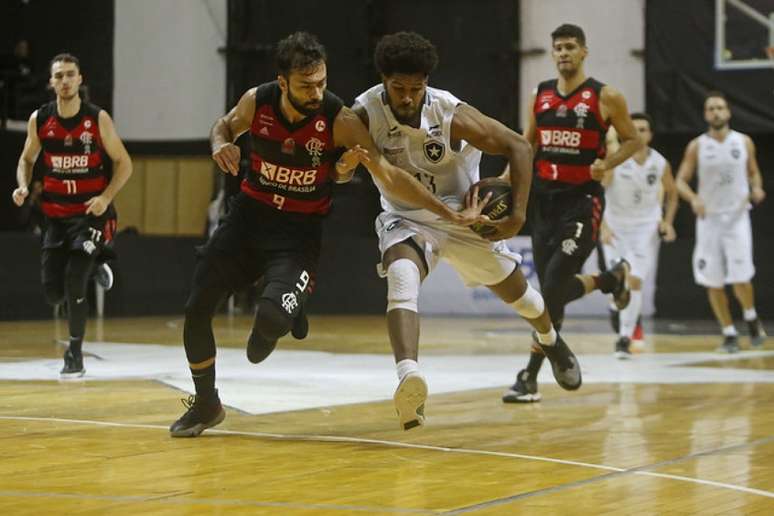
{"left": 95, "top": 263, "right": 114, "bottom": 291}
{"left": 393, "top": 372, "right": 427, "bottom": 431}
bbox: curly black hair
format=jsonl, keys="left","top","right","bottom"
{"left": 275, "top": 31, "right": 327, "bottom": 76}
{"left": 374, "top": 32, "right": 438, "bottom": 77}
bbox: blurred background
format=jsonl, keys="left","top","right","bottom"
{"left": 0, "top": 0, "right": 772, "bottom": 321}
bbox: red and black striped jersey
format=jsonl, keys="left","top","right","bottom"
{"left": 242, "top": 81, "right": 344, "bottom": 216}
{"left": 533, "top": 78, "right": 608, "bottom": 195}
{"left": 36, "top": 101, "right": 109, "bottom": 218}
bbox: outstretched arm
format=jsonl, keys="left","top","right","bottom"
{"left": 452, "top": 103, "right": 533, "bottom": 241}
{"left": 12, "top": 111, "right": 41, "bottom": 207}
{"left": 333, "top": 106, "right": 487, "bottom": 226}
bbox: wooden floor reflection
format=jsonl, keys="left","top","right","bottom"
{"left": 0, "top": 315, "right": 772, "bottom": 514}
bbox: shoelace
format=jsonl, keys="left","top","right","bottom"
{"left": 181, "top": 394, "right": 197, "bottom": 411}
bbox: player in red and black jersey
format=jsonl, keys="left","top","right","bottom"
{"left": 500, "top": 24, "right": 642, "bottom": 403}
{"left": 12, "top": 53, "right": 132, "bottom": 378}
{"left": 170, "top": 32, "right": 487, "bottom": 437}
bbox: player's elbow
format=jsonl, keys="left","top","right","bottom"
{"left": 509, "top": 134, "right": 533, "bottom": 161}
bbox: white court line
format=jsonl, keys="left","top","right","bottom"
{"left": 2, "top": 415, "right": 773, "bottom": 500}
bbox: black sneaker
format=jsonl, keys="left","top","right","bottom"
{"left": 169, "top": 391, "right": 226, "bottom": 437}
{"left": 716, "top": 335, "right": 740, "bottom": 354}
{"left": 502, "top": 369, "right": 541, "bottom": 403}
{"left": 291, "top": 309, "right": 309, "bottom": 340}
{"left": 94, "top": 263, "right": 114, "bottom": 291}
{"left": 747, "top": 319, "right": 767, "bottom": 348}
{"left": 609, "top": 259, "right": 631, "bottom": 310}
{"left": 246, "top": 331, "right": 277, "bottom": 364}
{"left": 614, "top": 336, "right": 632, "bottom": 360}
{"left": 60, "top": 348, "right": 85, "bottom": 378}
{"left": 537, "top": 333, "right": 582, "bottom": 391}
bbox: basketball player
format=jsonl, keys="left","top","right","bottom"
{"left": 169, "top": 32, "right": 489, "bottom": 437}
{"left": 675, "top": 91, "right": 766, "bottom": 353}
{"left": 502, "top": 24, "right": 642, "bottom": 402}
{"left": 600, "top": 114, "right": 678, "bottom": 358}
{"left": 347, "top": 31, "right": 581, "bottom": 431}
{"left": 12, "top": 53, "right": 132, "bottom": 378}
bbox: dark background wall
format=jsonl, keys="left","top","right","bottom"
{"left": 1, "top": 0, "right": 772, "bottom": 321}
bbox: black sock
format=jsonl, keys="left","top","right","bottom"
{"left": 564, "top": 277, "right": 587, "bottom": 303}
{"left": 191, "top": 364, "right": 217, "bottom": 399}
{"left": 69, "top": 336, "right": 83, "bottom": 356}
{"left": 526, "top": 351, "right": 545, "bottom": 377}
{"left": 594, "top": 271, "right": 618, "bottom": 294}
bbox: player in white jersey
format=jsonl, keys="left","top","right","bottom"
{"left": 676, "top": 91, "right": 767, "bottom": 353}
{"left": 601, "top": 113, "right": 678, "bottom": 358}
{"left": 347, "top": 32, "right": 582, "bottom": 430}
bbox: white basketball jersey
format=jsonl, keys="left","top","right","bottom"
{"left": 355, "top": 84, "right": 482, "bottom": 221}
{"left": 605, "top": 149, "right": 667, "bottom": 225}
{"left": 696, "top": 130, "right": 749, "bottom": 214}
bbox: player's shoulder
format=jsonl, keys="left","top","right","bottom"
{"left": 253, "top": 82, "right": 278, "bottom": 105}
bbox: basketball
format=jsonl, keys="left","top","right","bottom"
{"left": 468, "top": 177, "right": 513, "bottom": 237}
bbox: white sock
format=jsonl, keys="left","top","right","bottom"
{"left": 743, "top": 308, "right": 758, "bottom": 322}
{"left": 536, "top": 327, "right": 557, "bottom": 345}
{"left": 396, "top": 359, "right": 419, "bottom": 381}
{"left": 722, "top": 325, "right": 738, "bottom": 337}
{"left": 620, "top": 290, "right": 642, "bottom": 338}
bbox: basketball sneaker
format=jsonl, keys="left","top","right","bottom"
{"left": 94, "top": 263, "right": 114, "bottom": 291}
{"left": 60, "top": 348, "right": 85, "bottom": 378}
{"left": 169, "top": 391, "right": 226, "bottom": 437}
{"left": 632, "top": 320, "right": 644, "bottom": 343}
{"left": 502, "top": 369, "right": 541, "bottom": 403}
{"left": 716, "top": 335, "right": 740, "bottom": 354}
{"left": 609, "top": 259, "right": 631, "bottom": 310}
{"left": 615, "top": 336, "right": 632, "bottom": 360}
{"left": 393, "top": 372, "right": 427, "bottom": 431}
{"left": 747, "top": 318, "right": 767, "bottom": 348}
{"left": 246, "top": 331, "right": 277, "bottom": 364}
{"left": 291, "top": 309, "right": 309, "bottom": 340}
{"left": 537, "top": 333, "right": 582, "bottom": 391}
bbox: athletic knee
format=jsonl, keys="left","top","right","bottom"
{"left": 510, "top": 284, "right": 545, "bottom": 319}
{"left": 254, "top": 299, "right": 292, "bottom": 341}
{"left": 386, "top": 259, "right": 420, "bottom": 313}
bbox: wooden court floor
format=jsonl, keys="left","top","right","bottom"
{"left": 0, "top": 315, "right": 773, "bottom": 515}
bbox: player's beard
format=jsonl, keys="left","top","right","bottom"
{"left": 709, "top": 118, "right": 729, "bottom": 130}
{"left": 389, "top": 100, "right": 421, "bottom": 125}
{"left": 287, "top": 88, "right": 322, "bottom": 117}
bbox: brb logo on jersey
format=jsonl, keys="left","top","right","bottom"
{"left": 540, "top": 129, "right": 582, "bottom": 148}
{"left": 423, "top": 140, "right": 445, "bottom": 163}
{"left": 259, "top": 160, "right": 318, "bottom": 187}
{"left": 51, "top": 155, "right": 89, "bottom": 170}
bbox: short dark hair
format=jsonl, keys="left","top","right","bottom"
{"left": 551, "top": 24, "right": 586, "bottom": 46}
{"left": 705, "top": 90, "right": 727, "bottom": 102}
{"left": 275, "top": 32, "right": 326, "bottom": 76}
{"left": 49, "top": 53, "right": 80, "bottom": 74}
{"left": 374, "top": 32, "right": 438, "bottom": 77}
{"left": 630, "top": 112, "right": 654, "bottom": 129}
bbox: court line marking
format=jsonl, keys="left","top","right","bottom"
{"left": 445, "top": 434, "right": 774, "bottom": 513}
{"left": 2, "top": 415, "right": 773, "bottom": 506}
